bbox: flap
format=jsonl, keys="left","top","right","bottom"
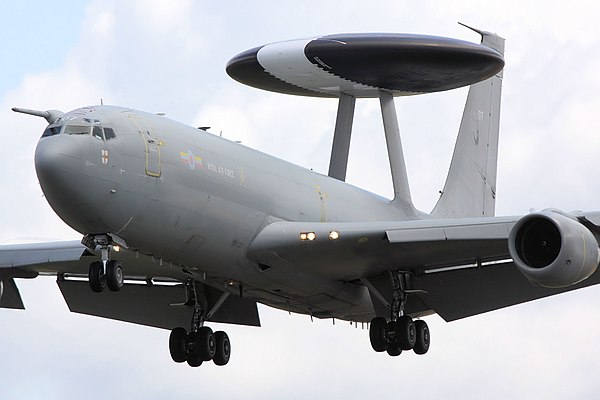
{"left": 58, "top": 280, "right": 260, "bottom": 329}
{"left": 413, "top": 261, "right": 600, "bottom": 321}
{"left": 0, "top": 278, "right": 25, "bottom": 310}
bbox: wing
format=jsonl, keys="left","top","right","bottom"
{"left": 247, "top": 217, "right": 517, "bottom": 281}
{"left": 0, "top": 241, "right": 260, "bottom": 328}
{"left": 247, "top": 213, "right": 600, "bottom": 322}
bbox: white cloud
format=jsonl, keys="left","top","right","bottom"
{"left": 3, "top": 1, "right": 600, "bottom": 398}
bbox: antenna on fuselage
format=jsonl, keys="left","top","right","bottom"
{"left": 12, "top": 107, "right": 64, "bottom": 124}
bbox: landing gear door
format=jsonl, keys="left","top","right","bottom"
{"left": 129, "top": 115, "right": 161, "bottom": 177}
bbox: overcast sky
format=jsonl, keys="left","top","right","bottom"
{"left": 2, "top": 1, "right": 600, "bottom": 399}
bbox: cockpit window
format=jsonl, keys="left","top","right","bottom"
{"left": 42, "top": 125, "right": 63, "bottom": 137}
{"left": 52, "top": 122, "right": 117, "bottom": 140}
{"left": 92, "top": 126, "right": 104, "bottom": 140}
{"left": 64, "top": 125, "right": 91, "bottom": 135}
{"left": 104, "top": 127, "right": 116, "bottom": 140}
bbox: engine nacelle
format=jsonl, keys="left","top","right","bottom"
{"left": 508, "top": 211, "right": 600, "bottom": 288}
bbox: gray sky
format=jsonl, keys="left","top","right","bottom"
{"left": 2, "top": 1, "right": 600, "bottom": 398}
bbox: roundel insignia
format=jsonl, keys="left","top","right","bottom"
{"left": 180, "top": 150, "right": 203, "bottom": 170}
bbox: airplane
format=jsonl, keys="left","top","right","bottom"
{"left": 3, "top": 25, "right": 600, "bottom": 368}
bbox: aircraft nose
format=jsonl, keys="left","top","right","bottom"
{"left": 34, "top": 135, "right": 82, "bottom": 190}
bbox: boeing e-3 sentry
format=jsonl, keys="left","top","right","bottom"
{"left": 4, "top": 26, "right": 600, "bottom": 367}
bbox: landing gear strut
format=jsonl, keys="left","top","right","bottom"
{"left": 369, "top": 271, "right": 430, "bottom": 356}
{"left": 168, "top": 280, "right": 231, "bottom": 367}
{"left": 84, "top": 234, "right": 124, "bottom": 293}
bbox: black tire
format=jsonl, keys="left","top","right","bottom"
{"left": 106, "top": 260, "right": 124, "bottom": 292}
{"left": 413, "top": 320, "right": 430, "bottom": 355}
{"left": 395, "top": 315, "right": 416, "bottom": 350}
{"left": 386, "top": 341, "right": 402, "bottom": 357}
{"left": 213, "top": 331, "right": 231, "bottom": 366}
{"left": 187, "top": 353, "right": 203, "bottom": 367}
{"left": 169, "top": 327, "right": 188, "bottom": 363}
{"left": 369, "top": 317, "right": 388, "bottom": 352}
{"left": 186, "top": 331, "right": 203, "bottom": 365}
{"left": 89, "top": 261, "right": 106, "bottom": 293}
{"left": 198, "top": 327, "right": 216, "bottom": 361}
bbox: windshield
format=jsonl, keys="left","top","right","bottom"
{"left": 64, "top": 125, "right": 91, "bottom": 135}
{"left": 43, "top": 121, "right": 117, "bottom": 140}
{"left": 41, "top": 125, "right": 63, "bottom": 137}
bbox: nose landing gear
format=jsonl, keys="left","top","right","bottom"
{"left": 369, "top": 271, "right": 430, "bottom": 357}
{"left": 83, "top": 234, "right": 124, "bottom": 293}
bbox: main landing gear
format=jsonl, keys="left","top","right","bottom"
{"left": 84, "top": 234, "right": 124, "bottom": 293}
{"left": 369, "top": 271, "right": 430, "bottom": 357}
{"left": 169, "top": 280, "right": 231, "bottom": 367}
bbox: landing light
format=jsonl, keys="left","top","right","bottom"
{"left": 112, "top": 245, "right": 120, "bottom": 252}
{"left": 300, "top": 232, "right": 316, "bottom": 241}
{"left": 329, "top": 231, "right": 340, "bottom": 240}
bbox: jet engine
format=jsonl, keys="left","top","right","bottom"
{"left": 508, "top": 211, "right": 600, "bottom": 288}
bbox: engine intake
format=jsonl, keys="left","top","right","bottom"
{"left": 508, "top": 211, "right": 600, "bottom": 288}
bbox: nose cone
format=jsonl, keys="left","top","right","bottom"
{"left": 35, "top": 135, "right": 82, "bottom": 185}
{"left": 34, "top": 136, "right": 85, "bottom": 228}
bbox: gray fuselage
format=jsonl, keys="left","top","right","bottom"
{"left": 34, "top": 105, "right": 422, "bottom": 320}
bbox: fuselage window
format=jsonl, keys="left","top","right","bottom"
{"left": 42, "top": 125, "right": 63, "bottom": 137}
{"left": 92, "top": 126, "right": 104, "bottom": 140}
{"left": 64, "top": 125, "right": 91, "bottom": 135}
{"left": 104, "top": 127, "right": 116, "bottom": 140}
